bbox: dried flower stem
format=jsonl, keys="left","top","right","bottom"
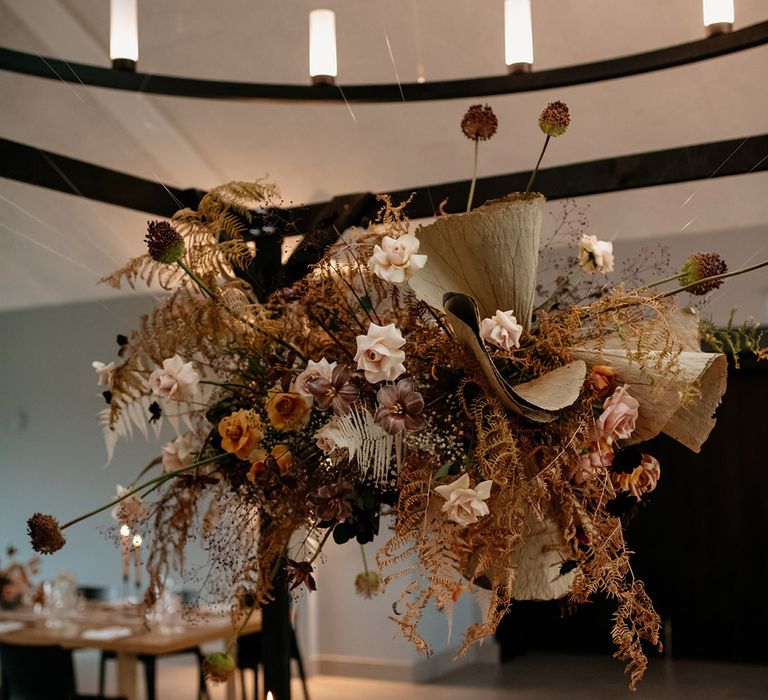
{"left": 61, "top": 453, "right": 224, "bottom": 531}
{"left": 641, "top": 272, "right": 685, "bottom": 290}
{"left": 308, "top": 527, "right": 335, "bottom": 566}
{"left": 466, "top": 139, "right": 480, "bottom": 212}
{"left": 360, "top": 543, "right": 370, "bottom": 575}
{"left": 659, "top": 259, "right": 768, "bottom": 298}
{"left": 524, "top": 135, "right": 550, "bottom": 199}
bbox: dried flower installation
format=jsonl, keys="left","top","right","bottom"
{"left": 27, "top": 104, "right": 768, "bottom": 691}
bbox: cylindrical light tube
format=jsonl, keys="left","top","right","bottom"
{"left": 504, "top": 0, "right": 533, "bottom": 73}
{"left": 703, "top": 0, "right": 734, "bottom": 36}
{"left": 309, "top": 9, "right": 337, "bottom": 85}
{"left": 110, "top": 0, "right": 138, "bottom": 70}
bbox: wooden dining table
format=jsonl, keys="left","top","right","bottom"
{"left": 0, "top": 602, "right": 261, "bottom": 700}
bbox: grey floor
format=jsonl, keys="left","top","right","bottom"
{"left": 76, "top": 651, "right": 768, "bottom": 699}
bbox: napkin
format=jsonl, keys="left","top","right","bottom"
{"left": 81, "top": 626, "right": 133, "bottom": 641}
{"left": 0, "top": 621, "right": 24, "bottom": 634}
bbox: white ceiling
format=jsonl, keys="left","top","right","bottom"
{"left": 1, "top": 0, "right": 767, "bottom": 312}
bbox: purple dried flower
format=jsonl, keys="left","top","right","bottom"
{"left": 145, "top": 220, "right": 185, "bottom": 264}
{"left": 307, "top": 366, "right": 359, "bottom": 415}
{"left": 461, "top": 104, "right": 498, "bottom": 141}
{"left": 679, "top": 251, "right": 727, "bottom": 295}
{"left": 310, "top": 479, "right": 354, "bottom": 522}
{"left": 539, "top": 101, "right": 570, "bottom": 137}
{"left": 374, "top": 380, "right": 426, "bottom": 436}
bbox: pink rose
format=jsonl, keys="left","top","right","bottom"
{"left": 597, "top": 385, "right": 639, "bottom": 440}
{"left": 479, "top": 310, "right": 524, "bottom": 351}
{"left": 434, "top": 473, "right": 492, "bottom": 527}
{"left": 354, "top": 323, "right": 406, "bottom": 384}
{"left": 369, "top": 232, "right": 427, "bottom": 284}
{"left": 295, "top": 358, "right": 337, "bottom": 399}
{"left": 161, "top": 432, "right": 198, "bottom": 473}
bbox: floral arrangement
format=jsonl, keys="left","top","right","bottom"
{"left": 26, "top": 103, "right": 766, "bottom": 690}
{"left": 0, "top": 546, "right": 39, "bottom": 610}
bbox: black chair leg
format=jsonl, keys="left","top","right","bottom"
{"left": 194, "top": 648, "right": 209, "bottom": 700}
{"left": 293, "top": 647, "right": 310, "bottom": 700}
{"left": 143, "top": 656, "right": 156, "bottom": 700}
{"left": 98, "top": 651, "right": 108, "bottom": 697}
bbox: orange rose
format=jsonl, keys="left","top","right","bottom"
{"left": 590, "top": 365, "right": 617, "bottom": 398}
{"left": 218, "top": 409, "right": 264, "bottom": 460}
{"left": 266, "top": 391, "right": 310, "bottom": 432}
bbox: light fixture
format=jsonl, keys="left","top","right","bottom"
{"left": 132, "top": 534, "right": 143, "bottom": 547}
{"left": 504, "top": 0, "right": 533, "bottom": 74}
{"left": 119, "top": 524, "right": 130, "bottom": 537}
{"left": 309, "top": 9, "right": 337, "bottom": 86}
{"left": 110, "top": 0, "right": 138, "bottom": 71}
{"left": 703, "top": 0, "right": 734, "bottom": 36}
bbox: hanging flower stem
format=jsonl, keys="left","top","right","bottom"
{"left": 659, "top": 259, "right": 768, "bottom": 298}
{"left": 360, "top": 543, "right": 370, "bottom": 575}
{"left": 524, "top": 134, "right": 550, "bottom": 199}
{"left": 640, "top": 273, "right": 685, "bottom": 290}
{"left": 60, "top": 453, "right": 225, "bottom": 531}
{"left": 466, "top": 139, "right": 480, "bottom": 212}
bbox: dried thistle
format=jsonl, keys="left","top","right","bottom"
{"left": 679, "top": 251, "right": 727, "bottom": 295}
{"left": 202, "top": 652, "right": 235, "bottom": 683}
{"left": 461, "top": 104, "right": 498, "bottom": 212}
{"left": 145, "top": 221, "right": 185, "bottom": 264}
{"left": 461, "top": 104, "right": 498, "bottom": 142}
{"left": 27, "top": 513, "right": 66, "bottom": 555}
{"left": 538, "top": 100, "right": 571, "bottom": 137}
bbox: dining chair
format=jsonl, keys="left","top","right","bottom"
{"left": 0, "top": 642, "right": 125, "bottom": 700}
{"left": 237, "top": 626, "right": 310, "bottom": 700}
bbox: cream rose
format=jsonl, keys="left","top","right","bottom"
{"left": 354, "top": 323, "right": 406, "bottom": 384}
{"left": 597, "top": 385, "right": 640, "bottom": 440}
{"left": 479, "top": 310, "right": 524, "bottom": 351}
{"left": 578, "top": 234, "right": 614, "bottom": 274}
{"left": 149, "top": 354, "right": 199, "bottom": 402}
{"left": 161, "top": 432, "right": 198, "bottom": 473}
{"left": 295, "top": 358, "right": 337, "bottom": 399}
{"left": 316, "top": 419, "right": 343, "bottom": 454}
{"left": 434, "top": 473, "right": 492, "bottom": 527}
{"left": 369, "top": 232, "right": 427, "bottom": 284}
{"left": 111, "top": 485, "right": 148, "bottom": 525}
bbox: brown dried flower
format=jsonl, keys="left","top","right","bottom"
{"left": 27, "top": 513, "right": 66, "bottom": 555}
{"left": 145, "top": 221, "right": 185, "bottom": 264}
{"left": 539, "top": 101, "right": 570, "bottom": 137}
{"left": 354, "top": 570, "right": 382, "bottom": 599}
{"left": 307, "top": 366, "right": 359, "bottom": 415}
{"left": 287, "top": 559, "right": 317, "bottom": 593}
{"left": 679, "top": 251, "right": 727, "bottom": 295}
{"left": 374, "top": 380, "right": 426, "bottom": 435}
{"left": 310, "top": 479, "right": 354, "bottom": 522}
{"left": 202, "top": 652, "right": 235, "bottom": 683}
{"left": 461, "top": 104, "right": 498, "bottom": 141}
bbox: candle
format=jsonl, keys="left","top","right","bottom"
{"left": 120, "top": 524, "right": 131, "bottom": 583}
{"left": 132, "top": 533, "right": 142, "bottom": 593}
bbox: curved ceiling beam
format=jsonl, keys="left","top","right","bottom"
{"left": 1, "top": 21, "right": 767, "bottom": 102}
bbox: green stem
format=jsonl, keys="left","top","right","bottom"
{"left": 308, "top": 527, "right": 334, "bottom": 566}
{"left": 641, "top": 272, "right": 685, "bottom": 290}
{"left": 61, "top": 453, "right": 224, "bottom": 530}
{"left": 177, "top": 259, "right": 217, "bottom": 299}
{"left": 360, "top": 543, "right": 369, "bottom": 575}
{"left": 524, "top": 134, "right": 550, "bottom": 199}
{"left": 466, "top": 139, "right": 479, "bottom": 212}
{"left": 659, "top": 258, "right": 768, "bottom": 298}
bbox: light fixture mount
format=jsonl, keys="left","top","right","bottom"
{"left": 112, "top": 58, "right": 137, "bottom": 72}
{"left": 312, "top": 74, "right": 335, "bottom": 86}
{"left": 706, "top": 21, "right": 733, "bottom": 37}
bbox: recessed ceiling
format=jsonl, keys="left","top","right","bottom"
{"left": 1, "top": 0, "right": 767, "bottom": 312}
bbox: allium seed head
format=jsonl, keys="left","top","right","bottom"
{"left": 539, "top": 101, "right": 571, "bottom": 137}
{"left": 461, "top": 104, "right": 498, "bottom": 141}
{"left": 145, "top": 220, "right": 185, "bottom": 264}
{"left": 679, "top": 251, "right": 727, "bottom": 295}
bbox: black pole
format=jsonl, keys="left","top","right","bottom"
{"left": 260, "top": 562, "right": 292, "bottom": 700}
